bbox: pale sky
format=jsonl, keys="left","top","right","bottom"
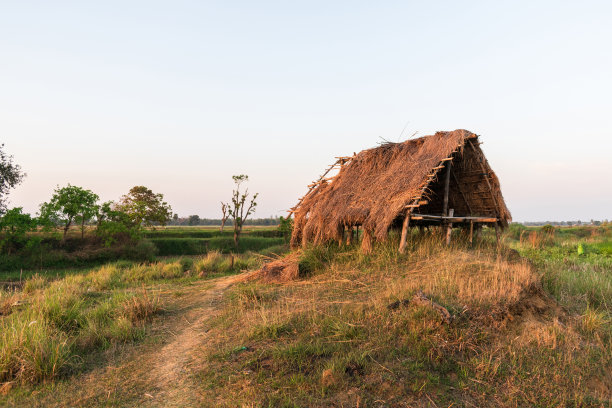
{"left": 1, "top": 1, "right": 611, "bottom": 222}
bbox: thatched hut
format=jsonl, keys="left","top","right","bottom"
{"left": 290, "top": 129, "right": 511, "bottom": 252}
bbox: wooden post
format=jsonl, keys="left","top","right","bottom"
{"left": 442, "top": 161, "right": 452, "bottom": 216}
{"left": 398, "top": 213, "right": 411, "bottom": 253}
{"left": 495, "top": 223, "right": 501, "bottom": 248}
{"left": 346, "top": 225, "right": 353, "bottom": 246}
{"left": 445, "top": 209, "right": 454, "bottom": 246}
{"left": 469, "top": 220, "right": 474, "bottom": 245}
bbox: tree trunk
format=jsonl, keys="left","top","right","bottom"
{"left": 234, "top": 224, "right": 241, "bottom": 248}
{"left": 81, "top": 217, "right": 85, "bottom": 239}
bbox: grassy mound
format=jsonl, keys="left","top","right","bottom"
{"left": 195, "top": 231, "right": 611, "bottom": 406}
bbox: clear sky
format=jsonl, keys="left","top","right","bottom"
{"left": 1, "top": 1, "right": 611, "bottom": 222}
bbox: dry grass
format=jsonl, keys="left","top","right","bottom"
{"left": 0, "top": 261, "right": 182, "bottom": 385}
{"left": 181, "top": 231, "right": 611, "bottom": 406}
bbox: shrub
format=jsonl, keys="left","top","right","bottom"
{"left": 121, "top": 290, "right": 160, "bottom": 324}
{"left": 195, "top": 251, "right": 225, "bottom": 273}
{"left": 179, "top": 257, "right": 194, "bottom": 272}
{"left": 123, "top": 239, "right": 158, "bottom": 262}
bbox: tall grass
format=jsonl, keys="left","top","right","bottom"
{"left": 194, "top": 250, "right": 262, "bottom": 276}
{"left": 0, "top": 260, "right": 190, "bottom": 384}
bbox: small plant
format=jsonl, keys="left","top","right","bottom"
{"left": 122, "top": 290, "right": 160, "bottom": 324}
{"left": 179, "top": 257, "right": 194, "bottom": 272}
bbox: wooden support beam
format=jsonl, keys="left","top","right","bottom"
{"left": 442, "top": 161, "right": 452, "bottom": 216}
{"left": 445, "top": 209, "right": 454, "bottom": 246}
{"left": 406, "top": 214, "right": 498, "bottom": 223}
{"left": 346, "top": 226, "right": 354, "bottom": 246}
{"left": 398, "top": 213, "right": 411, "bottom": 253}
{"left": 469, "top": 220, "right": 474, "bottom": 245}
{"left": 495, "top": 224, "right": 501, "bottom": 248}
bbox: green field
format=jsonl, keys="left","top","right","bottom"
{"left": 0, "top": 225, "right": 286, "bottom": 272}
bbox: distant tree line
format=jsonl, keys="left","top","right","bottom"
{"left": 0, "top": 144, "right": 268, "bottom": 254}
{"left": 168, "top": 215, "right": 280, "bottom": 227}
{"left": 520, "top": 220, "right": 610, "bottom": 227}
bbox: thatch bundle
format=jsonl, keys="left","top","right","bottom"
{"left": 241, "top": 254, "right": 300, "bottom": 283}
{"left": 291, "top": 129, "right": 510, "bottom": 249}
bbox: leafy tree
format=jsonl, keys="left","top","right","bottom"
{"left": 39, "top": 185, "right": 99, "bottom": 242}
{"left": 0, "top": 144, "right": 26, "bottom": 214}
{"left": 117, "top": 186, "right": 172, "bottom": 230}
{"left": 188, "top": 214, "right": 201, "bottom": 226}
{"left": 96, "top": 201, "right": 138, "bottom": 246}
{"left": 0, "top": 207, "right": 37, "bottom": 254}
{"left": 224, "top": 175, "right": 258, "bottom": 247}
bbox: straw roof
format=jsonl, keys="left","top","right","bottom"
{"left": 291, "top": 129, "right": 511, "bottom": 248}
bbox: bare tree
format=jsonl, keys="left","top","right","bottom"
{"left": 220, "top": 202, "right": 229, "bottom": 232}
{"left": 224, "top": 175, "right": 258, "bottom": 247}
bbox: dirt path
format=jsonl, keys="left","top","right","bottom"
{"left": 10, "top": 274, "right": 246, "bottom": 408}
{"left": 143, "top": 275, "right": 238, "bottom": 407}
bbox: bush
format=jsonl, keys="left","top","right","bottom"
{"left": 123, "top": 239, "right": 158, "bottom": 262}
{"left": 298, "top": 244, "right": 340, "bottom": 275}
{"left": 194, "top": 251, "right": 260, "bottom": 275}
{"left": 179, "top": 257, "right": 194, "bottom": 272}
{"left": 149, "top": 237, "right": 284, "bottom": 256}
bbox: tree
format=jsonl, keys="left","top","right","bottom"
{"left": 224, "top": 175, "right": 258, "bottom": 247}
{"left": 0, "top": 144, "right": 26, "bottom": 214}
{"left": 188, "top": 214, "right": 201, "bottom": 226}
{"left": 117, "top": 186, "right": 172, "bottom": 230}
{"left": 39, "top": 185, "right": 99, "bottom": 242}
{"left": 96, "top": 201, "right": 138, "bottom": 246}
{"left": 0, "top": 207, "right": 37, "bottom": 254}
{"left": 220, "top": 202, "right": 228, "bottom": 232}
